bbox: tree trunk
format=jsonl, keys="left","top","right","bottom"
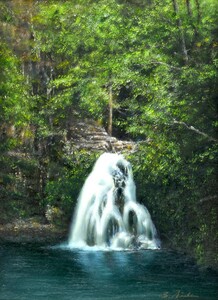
{"left": 172, "top": 0, "right": 189, "bottom": 64}
{"left": 185, "top": 0, "right": 192, "bottom": 17}
{"left": 195, "top": 0, "right": 201, "bottom": 24}
{"left": 185, "top": 0, "right": 199, "bottom": 38}
{"left": 108, "top": 85, "right": 113, "bottom": 136}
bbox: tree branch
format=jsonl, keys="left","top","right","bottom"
{"left": 199, "top": 195, "right": 217, "bottom": 204}
{"left": 149, "top": 60, "right": 182, "bottom": 70}
{"left": 173, "top": 119, "right": 218, "bottom": 142}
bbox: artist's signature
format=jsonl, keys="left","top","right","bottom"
{"left": 161, "top": 290, "right": 199, "bottom": 299}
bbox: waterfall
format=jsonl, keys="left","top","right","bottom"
{"left": 68, "top": 153, "right": 160, "bottom": 250}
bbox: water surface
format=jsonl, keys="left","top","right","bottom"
{"left": 0, "top": 243, "right": 217, "bottom": 299}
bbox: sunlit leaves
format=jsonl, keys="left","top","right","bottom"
{"left": 0, "top": 42, "right": 31, "bottom": 126}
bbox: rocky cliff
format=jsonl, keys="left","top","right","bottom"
{"left": 65, "top": 118, "right": 136, "bottom": 153}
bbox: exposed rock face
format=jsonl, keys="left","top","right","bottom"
{"left": 66, "top": 118, "right": 137, "bottom": 153}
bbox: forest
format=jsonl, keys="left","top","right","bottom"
{"left": 0, "top": 0, "right": 217, "bottom": 268}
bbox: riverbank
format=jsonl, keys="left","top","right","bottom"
{"left": 0, "top": 218, "right": 67, "bottom": 244}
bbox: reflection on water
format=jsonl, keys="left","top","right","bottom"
{"left": 0, "top": 243, "right": 217, "bottom": 299}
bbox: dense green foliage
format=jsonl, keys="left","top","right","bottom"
{"left": 0, "top": 0, "right": 217, "bottom": 267}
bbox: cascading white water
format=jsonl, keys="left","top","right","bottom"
{"left": 68, "top": 153, "right": 160, "bottom": 250}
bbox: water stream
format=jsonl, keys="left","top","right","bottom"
{"left": 68, "top": 153, "right": 159, "bottom": 250}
